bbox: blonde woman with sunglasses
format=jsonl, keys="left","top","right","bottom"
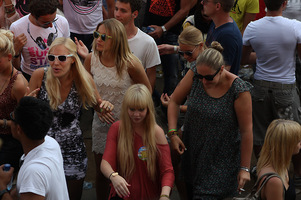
{"left": 168, "top": 42, "right": 253, "bottom": 199}
{"left": 83, "top": 18, "right": 151, "bottom": 200}
{"left": 29, "top": 37, "right": 114, "bottom": 200}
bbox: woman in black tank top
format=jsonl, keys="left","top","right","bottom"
{"left": 256, "top": 119, "right": 301, "bottom": 200}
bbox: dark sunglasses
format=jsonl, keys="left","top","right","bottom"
{"left": 178, "top": 46, "right": 197, "bottom": 57}
{"left": 93, "top": 31, "right": 112, "bottom": 41}
{"left": 47, "top": 54, "right": 73, "bottom": 62}
{"left": 196, "top": 67, "right": 221, "bottom": 81}
{"left": 10, "top": 112, "right": 17, "bottom": 124}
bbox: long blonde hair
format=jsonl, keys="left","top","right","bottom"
{"left": 0, "top": 29, "right": 15, "bottom": 56}
{"left": 46, "top": 37, "right": 96, "bottom": 109}
{"left": 257, "top": 119, "right": 301, "bottom": 181}
{"left": 92, "top": 18, "right": 139, "bottom": 78}
{"left": 118, "top": 84, "right": 158, "bottom": 181}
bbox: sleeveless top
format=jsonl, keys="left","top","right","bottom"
{"left": 90, "top": 53, "right": 133, "bottom": 154}
{"left": 182, "top": 68, "right": 253, "bottom": 198}
{"left": 37, "top": 69, "right": 87, "bottom": 180}
{"left": 0, "top": 71, "right": 21, "bottom": 135}
{"left": 285, "top": 177, "right": 296, "bottom": 200}
{"left": 259, "top": 173, "right": 296, "bottom": 200}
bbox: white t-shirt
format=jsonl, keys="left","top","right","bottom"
{"left": 243, "top": 16, "right": 301, "bottom": 84}
{"left": 10, "top": 14, "right": 70, "bottom": 75}
{"left": 17, "top": 136, "right": 69, "bottom": 200}
{"left": 128, "top": 28, "right": 161, "bottom": 69}
{"left": 62, "top": 0, "right": 103, "bottom": 34}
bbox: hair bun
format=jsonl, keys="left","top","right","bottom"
{"left": 210, "top": 41, "right": 224, "bottom": 53}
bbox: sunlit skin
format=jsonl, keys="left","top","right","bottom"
{"left": 95, "top": 25, "right": 113, "bottom": 53}
{"left": 128, "top": 107, "right": 147, "bottom": 125}
{"left": 196, "top": 65, "right": 222, "bottom": 88}
{"left": 179, "top": 43, "right": 203, "bottom": 63}
{"left": 48, "top": 45, "right": 74, "bottom": 80}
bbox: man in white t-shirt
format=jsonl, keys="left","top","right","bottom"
{"left": 242, "top": 0, "right": 301, "bottom": 167}
{"left": 0, "top": 97, "right": 69, "bottom": 200}
{"left": 10, "top": 0, "right": 69, "bottom": 81}
{"left": 114, "top": 0, "right": 161, "bottom": 91}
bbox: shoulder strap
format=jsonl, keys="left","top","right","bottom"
{"left": 252, "top": 173, "right": 285, "bottom": 199}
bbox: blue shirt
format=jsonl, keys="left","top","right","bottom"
{"left": 206, "top": 21, "right": 242, "bottom": 75}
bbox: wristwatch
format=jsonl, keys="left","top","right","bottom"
{"left": 161, "top": 25, "right": 167, "bottom": 33}
{"left": 0, "top": 189, "right": 9, "bottom": 199}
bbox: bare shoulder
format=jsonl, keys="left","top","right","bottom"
{"left": 155, "top": 125, "right": 168, "bottom": 145}
{"left": 264, "top": 176, "right": 284, "bottom": 199}
{"left": 12, "top": 73, "right": 28, "bottom": 101}
{"left": 13, "top": 73, "right": 28, "bottom": 92}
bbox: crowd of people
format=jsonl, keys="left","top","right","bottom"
{"left": 0, "top": 0, "right": 301, "bottom": 199}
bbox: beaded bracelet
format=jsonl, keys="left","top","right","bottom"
{"left": 160, "top": 194, "right": 170, "bottom": 199}
{"left": 167, "top": 130, "right": 178, "bottom": 138}
{"left": 168, "top": 129, "right": 177, "bottom": 133}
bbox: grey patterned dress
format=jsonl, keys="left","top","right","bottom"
{"left": 182, "top": 71, "right": 252, "bottom": 199}
{"left": 37, "top": 69, "right": 87, "bottom": 180}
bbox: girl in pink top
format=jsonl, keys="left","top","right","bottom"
{"left": 101, "top": 84, "right": 174, "bottom": 200}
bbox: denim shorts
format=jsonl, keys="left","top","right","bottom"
{"left": 252, "top": 80, "right": 301, "bottom": 145}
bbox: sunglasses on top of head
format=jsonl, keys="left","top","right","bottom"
{"left": 196, "top": 67, "right": 221, "bottom": 81}
{"left": 47, "top": 54, "right": 73, "bottom": 62}
{"left": 178, "top": 46, "right": 198, "bottom": 57}
{"left": 93, "top": 31, "right": 112, "bottom": 41}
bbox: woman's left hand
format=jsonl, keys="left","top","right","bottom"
{"left": 237, "top": 169, "right": 250, "bottom": 193}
